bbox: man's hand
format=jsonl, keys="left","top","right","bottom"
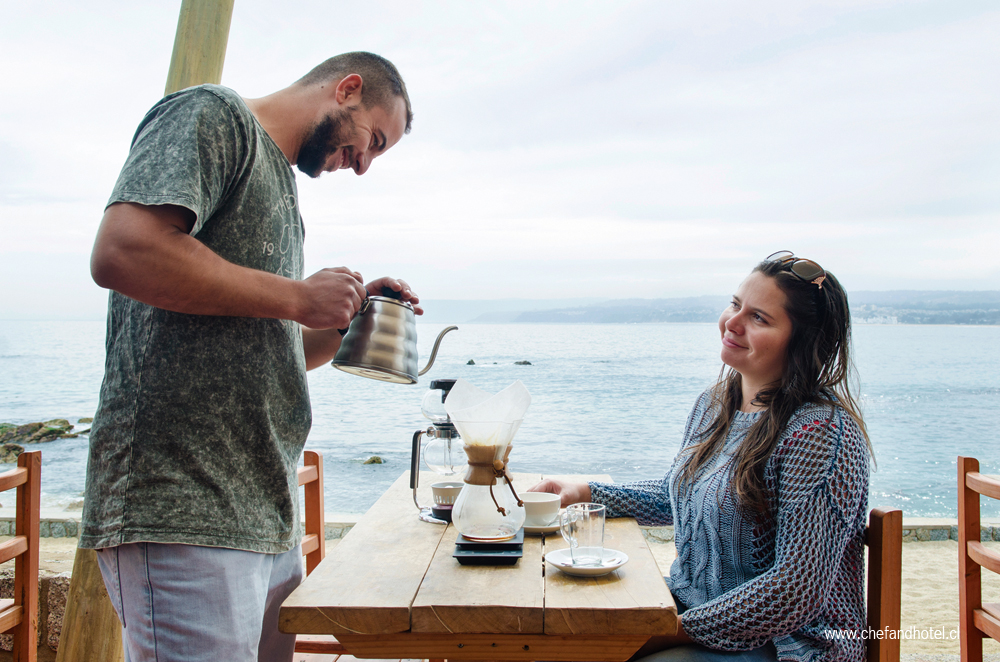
{"left": 365, "top": 276, "right": 423, "bottom": 315}
{"left": 300, "top": 274, "right": 422, "bottom": 370}
{"left": 527, "top": 479, "right": 591, "bottom": 507}
{"left": 297, "top": 267, "right": 367, "bottom": 330}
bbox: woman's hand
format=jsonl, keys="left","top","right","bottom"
{"left": 527, "top": 479, "right": 591, "bottom": 507}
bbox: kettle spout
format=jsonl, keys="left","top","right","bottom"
{"left": 419, "top": 326, "right": 458, "bottom": 376}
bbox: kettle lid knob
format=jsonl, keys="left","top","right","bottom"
{"left": 380, "top": 286, "right": 404, "bottom": 300}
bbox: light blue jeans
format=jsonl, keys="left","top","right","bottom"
{"left": 96, "top": 542, "right": 303, "bottom": 662}
{"left": 635, "top": 642, "right": 778, "bottom": 662}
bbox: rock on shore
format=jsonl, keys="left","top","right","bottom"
{"left": 0, "top": 445, "right": 23, "bottom": 464}
{"left": 0, "top": 419, "right": 90, "bottom": 463}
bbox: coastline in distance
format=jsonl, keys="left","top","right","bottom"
{"left": 419, "top": 291, "right": 1000, "bottom": 325}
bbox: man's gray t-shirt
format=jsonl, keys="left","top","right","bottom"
{"left": 80, "top": 85, "right": 311, "bottom": 554}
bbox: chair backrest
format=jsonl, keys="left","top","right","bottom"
{"left": 958, "top": 456, "right": 1000, "bottom": 662}
{"left": 297, "top": 450, "right": 326, "bottom": 576}
{"left": 866, "top": 507, "right": 902, "bottom": 662}
{"left": 294, "top": 451, "right": 350, "bottom": 656}
{"left": 0, "top": 450, "right": 41, "bottom": 662}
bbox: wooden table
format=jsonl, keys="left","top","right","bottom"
{"left": 280, "top": 472, "right": 677, "bottom": 661}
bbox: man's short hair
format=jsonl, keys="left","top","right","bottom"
{"left": 299, "top": 52, "right": 413, "bottom": 134}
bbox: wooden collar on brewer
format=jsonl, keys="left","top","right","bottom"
{"left": 463, "top": 444, "right": 524, "bottom": 515}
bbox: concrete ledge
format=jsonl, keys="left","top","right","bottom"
{"left": 0, "top": 518, "right": 79, "bottom": 538}
{"left": 322, "top": 512, "right": 359, "bottom": 540}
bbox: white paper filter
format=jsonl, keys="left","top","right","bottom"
{"left": 444, "top": 379, "right": 531, "bottom": 450}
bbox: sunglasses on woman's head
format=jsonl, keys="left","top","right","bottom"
{"left": 765, "top": 251, "right": 827, "bottom": 289}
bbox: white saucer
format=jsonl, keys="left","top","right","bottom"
{"left": 523, "top": 522, "right": 560, "bottom": 535}
{"left": 544, "top": 548, "right": 629, "bottom": 576}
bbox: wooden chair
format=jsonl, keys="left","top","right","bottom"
{"left": 866, "top": 507, "right": 902, "bottom": 662}
{"left": 298, "top": 450, "right": 328, "bottom": 577}
{"left": 958, "top": 456, "right": 1000, "bottom": 662}
{"left": 0, "top": 450, "right": 41, "bottom": 662}
{"left": 294, "top": 450, "right": 348, "bottom": 659}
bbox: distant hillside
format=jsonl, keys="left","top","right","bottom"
{"left": 504, "top": 291, "right": 1000, "bottom": 325}
{"left": 512, "top": 296, "right": 729, "bottom": 324}
{"left": 849, "top": 291, "right": 1000, "bottom": 324}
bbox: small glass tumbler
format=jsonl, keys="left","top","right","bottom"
{"left": 559, "top": 502, "right": 605, "bottom": 566}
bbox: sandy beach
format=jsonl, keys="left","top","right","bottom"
{"left": 6, "top": 537, "right": 999, "bottom": 660}
{"left": 895, "top": 540, "right": 1000, "bottom": 657}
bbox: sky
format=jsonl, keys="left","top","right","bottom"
{"left": 1, "top": 0, "right": 998, "bottom": 319}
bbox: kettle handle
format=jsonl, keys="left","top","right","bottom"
{"left": 418, "top": 326, "right": 458, "bottom": 376}
{"left": 336, "top": 294, "right": 373, "bottom": 336}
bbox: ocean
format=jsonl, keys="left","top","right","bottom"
{"left": 0, "top": 320, "right": 997, "bottom": 518}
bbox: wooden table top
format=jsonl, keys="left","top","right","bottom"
{"left": 280, "top": 471, "right": 677, "bottom": 661}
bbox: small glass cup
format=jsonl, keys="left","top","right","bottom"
{"left": 559, "top": 502, "right": 605, "bottom": 566}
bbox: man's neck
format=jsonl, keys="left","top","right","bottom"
{"left": 243, "top": 85, "right": 317, "bottom": 165}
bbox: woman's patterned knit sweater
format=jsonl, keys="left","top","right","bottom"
{"left": 589, "top": 390, "right": 870, "bottom": 662}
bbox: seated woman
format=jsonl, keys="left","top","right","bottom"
{"left": 532, "top": 252, "right": 872, "bottom": 662}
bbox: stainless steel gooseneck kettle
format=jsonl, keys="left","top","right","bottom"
{"left": 332, "top": 287, "right": 457, "bottom": 384}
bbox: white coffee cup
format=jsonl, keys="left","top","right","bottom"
{"left": 521, "top": 492, "right": 561, "bottom": 527}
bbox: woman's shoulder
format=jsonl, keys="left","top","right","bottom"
{"left": 787, "top": 398, "right": 864, "bottom": 441}
{"left": 681, "top": 388, "right": 720, "bottom": 440}
{"left": 773, "top": 399, "right": 870, "bottom": 474}
{"left": 773, "top": 401, "right": 868, "bottom": 463}
{"left": 692, "top": 388, "right": 715, "bottom": 414}
{"left": 770, "top": 398, "right": 870, "bottom": 515}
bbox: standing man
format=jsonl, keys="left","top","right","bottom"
{"left": 81, "top": 52, "right": 418, "bottom": 661}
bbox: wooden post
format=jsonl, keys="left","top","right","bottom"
{"left": 866, "top": 508, "right": 902, "bottom": 662}
{"left": 54, "top": 549, "right": 125, "bottom": 662}
{"left": 959, "top": 456, "right": 983, "bottom": 662}
{"left": 164, "top": 0, "right": 235, "bottom": 96}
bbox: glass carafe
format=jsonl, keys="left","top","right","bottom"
{"left": 444, "top": 381, "right": 531, "bottom": 541}
{"left": 450, "top": 427, "right": 525, "bottom": 541}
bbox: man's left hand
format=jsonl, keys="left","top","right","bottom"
{"left": 366, "top": 277, "right": 423, "bottom": 315}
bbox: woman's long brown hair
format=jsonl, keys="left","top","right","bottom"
{"left": 677, "top": 259, "right": 873, "bottom": 513}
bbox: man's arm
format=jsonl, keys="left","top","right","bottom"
{"left": 91, "top": 202, "right": 367, "bottom": 330}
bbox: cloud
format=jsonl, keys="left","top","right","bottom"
{"left": 1, "top": 0, "right": 997, "bottom": 318}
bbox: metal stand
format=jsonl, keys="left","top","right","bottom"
{"left": 411, "top": 426, "right": 461, "bottom": 525}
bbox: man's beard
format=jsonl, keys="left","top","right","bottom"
{"left": 297, "top": 108, "right": 357, "bottom": 178}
